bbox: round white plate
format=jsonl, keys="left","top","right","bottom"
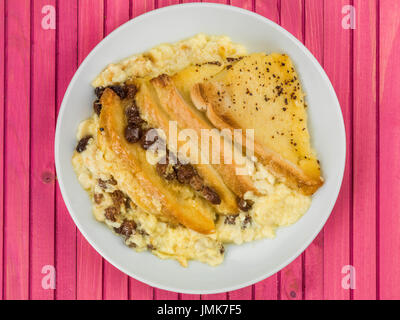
{"left": 55, "top": 3, "right": 346, "bottom": 294}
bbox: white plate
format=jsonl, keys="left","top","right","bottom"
{"left": 55, "top": 3, "right": 346, "bottom": 294}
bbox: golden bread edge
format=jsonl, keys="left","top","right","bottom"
{"left": 99, "top": 88, "right": 216, "bottom": 234}
{"left": 191, "top": 82, "right": 323, "bottom": 196}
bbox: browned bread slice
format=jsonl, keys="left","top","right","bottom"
{"left": 134, "top": 79, "right": 239, "bottom": 214}
{"left": 190, "top": 53, "right": 323, "bottom": 195}
{"left": 150, "top": 74, "right": 259, "bottom": 198}
{"left": 98, "top": 88, "right": 216, "bottom": 234}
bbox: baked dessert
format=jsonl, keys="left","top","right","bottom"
{"left": 72, "top": 34, "right": 320, "bottom": 267}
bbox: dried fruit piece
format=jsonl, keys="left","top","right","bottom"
{"left": 76, "top": 135, "right": 92, "bottom": 153}
{"left": 237, "top": 198, "right": 254, "bottom": 212}
{"left": 125, "top": 124, "right": 142, "bottom": 143}
{"left": 105, "top": 207, "right": 118, "bottom": 222}
{"left": 201, "top": 186, "right": 221, "bottom": 205}
{"left": 117, "top": 220, "right": 137, "bottom": 238}
{"left": 94, "top": 193, "right": 104, "bottom": 204}
{"left": 93, "top": 100, "right": 102, "bottom": 116}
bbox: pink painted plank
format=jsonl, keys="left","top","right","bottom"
{"left": 4, "top": 0, "right": 31, "bottom": 300}
{"left": 379, "top": 0, "right": 400, "bottom": 300}
{"left": 76, "top": 0, "right": 104, "bottom": 300}
{"left": 180, "top": 293, "right": 200, "bottom": 300}
{"left": 55, "top": 0, "right": 78, "bottom": 300}
{"left": 129, "top": 278, "right": 154, "bottom": 300}
{"left": 323, "top": 0, "right": 352, "bottom": 300}
{"left": 253, "top": 0, "right": 280, "bottom": 300}
{"left": 105, "top": 0, "right": 130, "bottom": 36}
{"left": 352, "top": 0, "right": 377, "bottom": 300}
{"left": 158, "top": 0, "right": 180, "bottom": 9}
{"left": 103, "top": 262, "right": 128, "bottom": 300}
{"left": 201, "top": 293, "right": 229, "bottom": 300}
{"left": 30, "top": 0, "right": 56, "bottom": 300}
{"left": 154, "top": 288, "right": 180, "bottom": 300}
{"left": 131, "top": 0, "right": 155, "bottom": 18}
{"left": 102, "top": 0, "right": 130, "bottom": 301}
{"left": 228, "top": 285, "right": 253, "bottom": 300}
{"left": 127, "top": 0, "right": 156, "bottom": 300}
{"left": 303, "top": 0, "right": 325, "bottom": 300}
{"left": 231, "top": 0, "right": 253, "bottom": 11}
{"left": 0, "top": 0, "right": 5, "bottom": 301}
{"left": 255, "top": 0, "right": 280, "bottom": 24}
{"left": 279, "top": 0, "right": 304, "bottom": 300}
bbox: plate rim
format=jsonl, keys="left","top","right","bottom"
{"left": 55, "top": 2, "right": 346, "bottom": 294}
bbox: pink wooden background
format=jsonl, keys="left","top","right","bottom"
{"left": 0, "top": 0, "right": 397, "bottom": 300}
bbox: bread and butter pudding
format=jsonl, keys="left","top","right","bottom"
{"left": 72, "top": 34, "right": 323, "bottom": 267}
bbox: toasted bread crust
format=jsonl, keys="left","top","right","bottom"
{"left": 135, "top": 80, "right": 239, "bottom": 214}
{"left": 151, "top": 74, "right": 259, "bottom": 197}
{"left": 191, "top": 82, "right": 323, "bottom": 196}
{"left": 99, "top": 89, "right": 216, "bottom": 234}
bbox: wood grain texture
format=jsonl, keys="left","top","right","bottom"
{"left": 353, "top": 0, "right": 377, "bottom": 300}
{"left": 279, "top": 0, "right": 304, "bottom": 300}
{"left": 30, "top": 0, "right": 56, "bottom": 300}
{"left": 132, "top": 0, "right": 155, "bottom": 17}
{"left": 253, "top": 0, "right": 280, "bottom": 300}
{"left": 129, "top": 278, "right": 154, "bottom": 300}
{"left": 76, "top": 0, "right": 104, "bottom": 300}
{"left": 0, "top": 0, "right": 390, "bottom": 301}
{"left": 323, "top": 0, "right": 352, "bottom": 300}
{"left": 4, "top": 0, "right": 31, "bottom": 300}
{"left": 55, "top": 0, "right": 78, "bottom": 300}
{"left": 303, "top": 0, "right": 325, "bottom": 300}
{"left": 0, "top": 0, "right": 5, "bottom": 301}
{"left": 102, "top": 0, "right": 130, "bottom": 301}
{"left": 379, "top": 0, "right": 400, "bottom": 300}
{"left": 256, "top": 0, "right": 280, "bottom": 24}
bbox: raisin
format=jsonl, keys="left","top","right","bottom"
{"left": 125, "top": 197, "right": 131, "bottom": 210}
{"left": 94, "top": 193, "right": 104, "bottom": 204}
{"left": 140, "top": 129, "right": 160, "bottom": 150}
{"left": 125, "top": 105, "right": 143, "bottom": 126}
{"left": 98, "top": 179, "right": 108, "bottom": 189}
{"left": 93, "top": 100, "right": 102, "bottom": 116}
{"left": 202, "top": 186, "right": 221, "bottom": 205}
{"left": 108, "top": 177, "right": 118, "bottom": 185}
{"left": 175, "top": 164, "right": 196, "bottom": 184}
{"left": 118, "top": 220, "right": 136, "bottom": 238}
{"left": 76, "top": 135, "right": 92, "bottom": 153}
{"left": 125, "top": 84, "right": 138, "bottom": 99}
{"left": 125, "top": 124, "right": 142, "bottom": 143}
{"left": 128, "top": 242, "right": 137, "bottom": 248}
{"left": 105, "top": 207, "right": 118, "bottom": 222}
{"left": 147, "top": 244, "right": 156, "bottom": 251}
{"left": 138, "top": 229, "right": 149, "bottom": 236}
{"left": 242, "top": 215, "right": 252, "bottom": 229}
{"left": 189, "top": 175, "right": 203, "bottom": 192}
{"left": 94, "top": 87, "right": 105, "bottom": 99}
{"left": 156, "top": 162, "right": 176, "bottom": 181}
{"left": 220, "top": 245, "right": 225, "bottom": 255}
{"left": 109, "top": 85, "right": 127, "bottom": 99}
{"left": 224, "top": 215, "right": 237, "bottom": 225}
{"left": 237, "top": 198, "right": 254, "bottom": 212}
{"left": 110, "top": 190, "right": 125, "bottom": 206}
